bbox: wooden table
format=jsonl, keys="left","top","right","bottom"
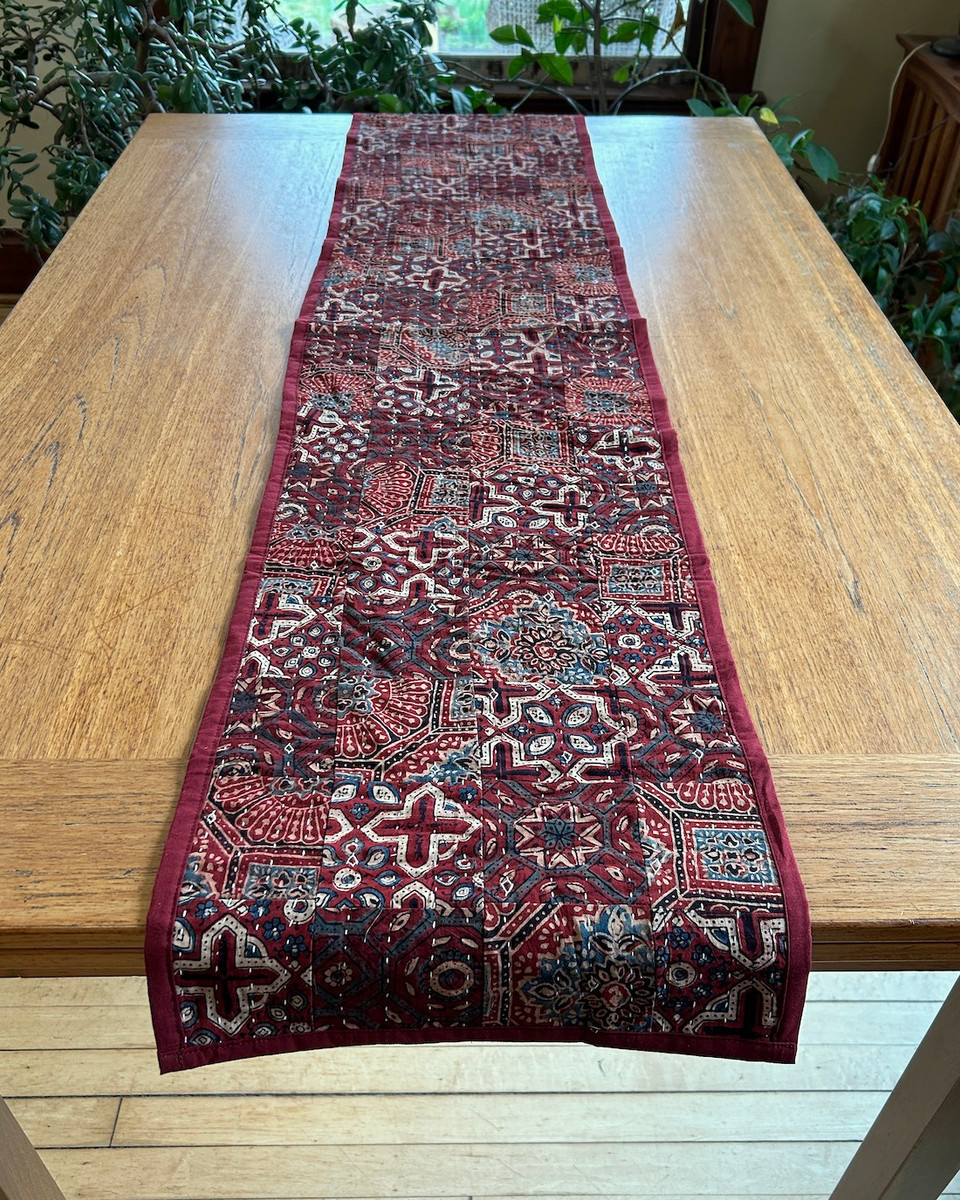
{"left": 1, "top": 113, "right": 959, "bottom": 1200}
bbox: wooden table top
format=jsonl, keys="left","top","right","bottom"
{"left": 1, "top": 113, "right": 958, "bottom": 977}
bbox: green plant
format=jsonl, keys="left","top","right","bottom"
{"left": 821, "top": 177, "right": 960, "bottom": 418}
{"left": 0, "top": 0, "right": 493, "bottom": 252}
{"left": 482, "top": 0, "right": 689, "bottom": 115}
{"left": 287, "top": 0, "right": 500, "bottom": 114}
{"left": 679, "top": 0, "right": 836, "bottom": 183}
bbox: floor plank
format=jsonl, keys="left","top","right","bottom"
{"left": 35, "top": 1143, "right": 872, "bottom": 1200}
{"left": 111, "top": 1091, "right": 888, "bottom": 1147}
{"left": 5, "top": 1098, "right": 118, "bottom": 1148}
{"left": 804, "top": 971, "right": 958, "bottom": 1002}
{"left": 0, "top": 1042, "right": 916, "bottom": 1098}
{"left": 0, "top": 977, "right": 147, "bottom": 1007}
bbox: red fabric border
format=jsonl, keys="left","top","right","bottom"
{"left": 147, "top": 115, "right": 810, "bottom": 1072}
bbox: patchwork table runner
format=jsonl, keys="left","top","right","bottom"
{"left": 146, "top": 114, "right": 810, "bottom": 1072}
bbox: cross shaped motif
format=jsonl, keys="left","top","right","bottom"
{"left": 469, "top": 482, "right": 516, "bottom": 526}
{"left": 538, "top": 489, "right": 591, "bottom": 530}
{"left": 415, "top": 527, "right": 443, "bottom": 563}
{"left": 175, "top": 915, "right": 291, "bottom": 1035}
{"left": 365, "top": 784, "right": 479, "bottom": 876}
{"left": 385, "top": 520, "right": 466, "bottom": 568}
{"left": 591, "top": 431, "right": 659, "bottom": 460}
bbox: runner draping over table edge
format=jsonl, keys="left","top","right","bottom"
{"left": 146, "top": 114, "right": 810, "bottom": 1073}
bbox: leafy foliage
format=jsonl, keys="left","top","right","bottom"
{"left": 485, "top": 0, "right": 687, "bottom": 115}
{"left": 0, "top": 0, "right": 495, "bottom": 251}
{"left": 481, "top": 0, "right": 777, "bottom": 117}
{"left": 287, "top": 0, "right": 500, "bottom": 115}
{"left": 821, "top": 178, "right": 960, "bottom": 418}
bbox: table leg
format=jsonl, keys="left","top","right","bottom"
{"left": 0, "top": 1096, "right": 67, "bottom": 1200}
{"left": 829, "top": 975, "right": 960, "bottom": 1200}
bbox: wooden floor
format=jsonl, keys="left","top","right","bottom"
{"left": 1, "top": 973, "right": 959, "bottom": 1200}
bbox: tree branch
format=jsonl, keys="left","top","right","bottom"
{"left": 609, "top": 64, "right": 730, "bottom": 112}
{"left": 453, "top": 59, "right": 587, "bottom": 113}
{"left": 28, "top": 69, "right": 119, "bottom": 105}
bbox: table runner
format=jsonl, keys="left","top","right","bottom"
{"left": 146, "top": 113, "right": 810, "bottom": 1072}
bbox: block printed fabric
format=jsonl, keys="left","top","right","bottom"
{"left": 146, "top": 114, "right": 810, "bottom": 1072}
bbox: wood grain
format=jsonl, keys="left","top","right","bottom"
{"left": 0, "top": 116, "right": 351, "bottom": 762}
{"left": 0, "top": 114, "right": 959, "bottom": 975}
{"left": 0, "top": 1042, "right": 919, "bottom": 1098}
{"left": 590, "top": 118, "right": 960, "bottom": 759}
{"left": 0, "top": 977, "right": 147, "bottom": 1006}
{"left": 3, "top": 1100, "right": 118, "bottom": 1151}
{"left": 31, "top": 1143, "right": 870, "bottom": 1200}
{"left": 0, "top": 1098, "right": 68, "bottom": 1200}
{"left": 108, "top": 1091, "right": 888, "bottom": 1147}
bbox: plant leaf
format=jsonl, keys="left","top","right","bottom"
{"left": 607, "top": 19, "right": 640, "bottom": 43}
{"left": 805, "top": 141, "right": 840, "bottom": 183}
{"left": 537, "top": 52, "right": 573, "bottom": 84}
{"left": 640, "top": 13, "right": 659, "bottom": 49}
{"left": 768, "top": 133, "right": 793, "bottom": 168}
{"left": 687, "top": 98, "right": 715, "bottom": 117}
{"left": 489, "top": 22, "right": 535, "bottom": 46}
{"left": 536, "top": 0, "right": 577, "bottom": 22}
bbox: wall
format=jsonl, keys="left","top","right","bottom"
{"left": 754, "top": 0, "right": 958, "bottom": 178}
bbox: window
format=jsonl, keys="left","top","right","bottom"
{"left": 276, "top": 0, "right": 685, "bottom": 57}
{"left": 439, "top": 0, "right": 685, "bottom": 58}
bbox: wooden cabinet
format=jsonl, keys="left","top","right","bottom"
{"left": 879, "top": 33, "right": 960, "bottom": 228}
